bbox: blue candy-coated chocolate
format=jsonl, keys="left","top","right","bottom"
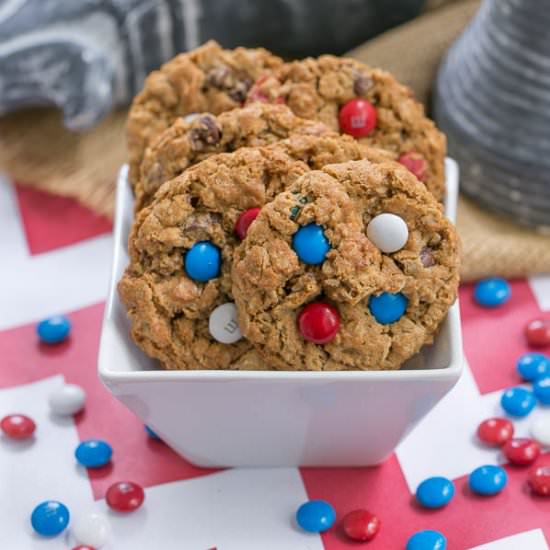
{"left": 406, "top": 529, "right": 447, "bottom": 550}
{"left": 517, "top": 353, "right": 550, "bottom": 381}
{"left": 473, "top": 278, "right": 511, "bottom": 307}
{"left": 469, "top": 464, "right": 508, "bottom": 495}
{"left": 500, "top": 387, "right": 536, "bottom": 417}
{"left": 184, "top": 241, "right": 221, "bottom": 282}
{"left": 75, "top": 439, "right": 113, "bottom": 468}
{"left": 31, "top": 501, "right": 70, "bottom": 537}
{"left": 36, "top": 315, "right": 71, "bottom": 344}
{"left": 292, "top": 224, "right": 330, "bottom": 265}
{"left": 415, "top": 476, "right": 455, "bottom": 509}
{"left": 533, "top": 377, "right": 550, "bottom": 405}
{"left": 296, "top": 500, "right": 336, "bottom": 533}
{"left": 368, "top": 292, "right": 408, "bottom": 324}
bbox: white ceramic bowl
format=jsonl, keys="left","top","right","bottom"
{"left": 98, "top": 159, "right": 463, "bottom": 467}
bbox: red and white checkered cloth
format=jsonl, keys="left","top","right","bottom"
{"left": 2, "top": 174, "right": 550, "bottom": 549}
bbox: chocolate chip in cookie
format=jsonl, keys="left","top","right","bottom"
{"left": 188, "top": 115, "right": 222, "bottom": 151}
{"left": 353, "top": 73, "right": 374, "bottom": 96}
{"left": 227, "top": 78, "right": 253, "bottom": 103}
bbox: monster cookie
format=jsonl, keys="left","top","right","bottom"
{"left": 232, "top": 159, "right": 459, "bottom": 371}
{"left": 127, "top": 40, "right": 283, "bottom": 186}
{"left": 136, "top": 103, "right": 332, "bottom": 210}
{"left": 246, "top": 55, "right": 446, "bottom": 200}
{"left": 118, "top": 144, "right": 318, "bottom": 371}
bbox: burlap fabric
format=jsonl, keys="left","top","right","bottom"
{"left": 1, "top": 0, "right": 549, "bottom": 281}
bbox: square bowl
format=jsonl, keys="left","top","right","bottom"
{"left": 98, "top": 158, "right": 463, "bottom": 467}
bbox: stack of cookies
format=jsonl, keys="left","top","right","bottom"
{"left": 118, "top": 40, "right": 460, "bottom": 372}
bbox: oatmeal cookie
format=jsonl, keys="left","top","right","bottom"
{"left": 232, "top": 159, "right": 459, "bottom": 371}
{"left": 118, "top": 145, "right": 314, "bottom": 370}
{"left": 246, "top": 55, "right": 446, "bottom": 200}
{"left": 136, "top": 103, "right": 331, "bottom": 210}
{"left": 127, "top": 40, "right": 283, "bottom": 186}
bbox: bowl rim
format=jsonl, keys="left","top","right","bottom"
{"left": 99, "top": 160, "right": 463, "bottom": 384}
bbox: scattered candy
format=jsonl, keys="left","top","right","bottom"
{"left": 342, "top": 509, "right": 380, "bottom": 542}
{"left": 208, "top": 303, "right": 242, "bottom": 344}
{"left": 235, "top": 208, "right": 261, "bottom": 240}
{"left": 468, "top": 464, "right": 508, "bottom": 495}
{"left": 533, "top": 377, "right": 550, "bottom": 404}
{"left": 298, "top": 302, "right": 340, "bottom": 344}
{"left": 415, "top": 476, "right": 455, "bottom": 509}
{"left": 106, "top": 481, "right": 145, "bottom": 513}
{"left": 31, "top": 500, "right": 70, "bottom": 537}
{"left": 531, "top": 417, "right": 550, "bottom": 447}
{"left": 75, "top": 440, "right": 113, "bottom": 468}
{"left": 398, "top": 152, "right": 427, "bottom": 182}
{"left": 525, "top": 318, "right": 550, "bottom": 347}
{"left": 500, "top": 387, "right": 536, "bottom": 417}
{"left": 406, "top": 529, "right": 447, "bottom": 550}
{"left": 477, "top": 417, "right": 514, "bottom": 447}
{"left": 369, "top": 292, "right": 408, "bottom": 325}
{"left": 295, "top": 500, "right": 336, "bottom": 533}
{"left": 184, "top": 241, "right": 221, "bottom": 282}
{"left": 144, "top": 425, "right": 160, "bottom": 439}
{"left": 1, "top": 413, "right": 36, "bottom": 439}
{"left": 503, "top": 438, "right": 540, "bottom": 466}
{"left": 72, "top": 512, "right": 109, "bottom": 548}
{"left": 292, "top": 223, "right": 330, "bottom": 265}
{"left": 366, "top": 213, "right": 409, "bottom": 253}
{"left": 338, "top": 98, "right": 377, "bottom": 137}
{"left": 48, "top": 384, "right": 86, "bottom": 416}
{"left": 473, "top": 278, "right": 511, "bottom": 308}
{"left": 516, "top": 352, "right": 550, "bottom": 381}
{"left": 528, "top": 463, "right": 550, "bottom": 496}
{"left": 37, "top": 315, "right": 71, "bottom": 344}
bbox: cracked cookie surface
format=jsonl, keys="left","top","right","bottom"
{"left": 136, "top": 103, "right": 331, "bottom": 210}
{"left": 232, "top": 159, "right": 460, "bottom": 371}
{"left": 246, "top": 55, "right": 446, "bottom": 200}
{"left": 127, "top": 40, "right": 283, "bottom": 187}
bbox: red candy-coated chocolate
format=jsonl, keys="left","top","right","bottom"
{"left": 106, "top": 481, "right": 145, "bottom": 512}
{"left": 477, "top": 417, "right": 514, "bottom": 447}
{"left": 525, "top": 318, "right": 550, "bottom": 347}
{"left": 235, "top": 208, "right": 261, "bottom": 240}
{"left": 72, "top": 546, "right": 96, "bottom": 550}
{"left": 529, "top": 464, "right": 550, "bottom": 496}
{"left": 398, "top": 152, "right": 427, "bottom": 182}
{"left": 338, "top": 98, "right": 377, "bottom": 138}
{"left": 298, "top": 302, "right": 340, "bottom": 344}
{"left": 503, "top": 438, "right": 540, "bottom": 466}
{"left": 342, "top": 509, "right": 381, "bottom": 542}
{"left": 0, "top": 414, "right": 36, "bottom": 440}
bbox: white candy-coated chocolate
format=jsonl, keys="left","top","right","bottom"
{"left": 48, "top": 384, "right": 86, "bottom": 416}
{"left": 366, "top": 213, "right": 409, "bottom": 253}
{"left": 72, "top": 511, "right": 110, "bottom": 548}
{"left": 209, "top": 303, "right": 242, "bottom": 344}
